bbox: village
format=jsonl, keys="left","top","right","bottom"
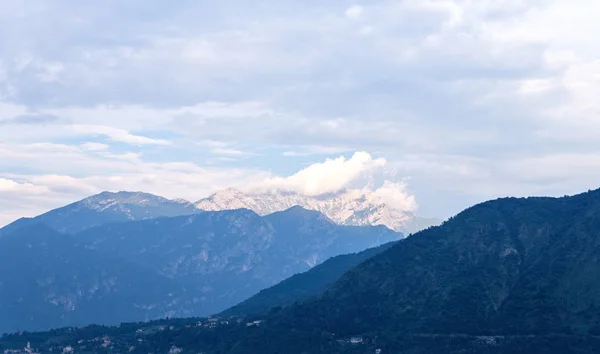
{"left": 1, "top": 316, "right": 265, "bottom": 354}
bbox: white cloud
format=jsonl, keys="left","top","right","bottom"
{"left": 281, "top": 145, "right": 352, "bottom": 156}
{"left": 359, "top": 26, "right": 373, "bottom": 36}
{"left": 80, "top": 142, "right": 110, "bottom": 151}
{"left": 1, "top": 0, "right": 600, "bottom": 221}
{"left": 258, "top": 151, "right": 386, "bottom": 195}
{"left": 0, "top": 177, "right": 53, "bottom": 227}
{"left": 36, "top": 61, "right": 64, "bottom": 83}
{"left": 0, "top": 143, "right": 271, "bottom": 226}
{"left": 345, "top": 5, "right": 364, "bottom": 19}
{"left": 196, "top": 140, "right": 253, "bottom": 157}
{"left": 246, "top": 151, "right": 419, "bottom": 213}
{"left": 0, "top": 177, "right": 47, "bottom": 193}
{"left": 373, "top": 181, "right": 417, "bottom": 212}
{"left": 71, "top": 125, "right": 170, "bottom": 146}
{"left": 210, "top": 148, "right": 246, "bottom": 156}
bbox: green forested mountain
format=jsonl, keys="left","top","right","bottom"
{"left": 6, "top": 189, "right": 600, "bottom": 353}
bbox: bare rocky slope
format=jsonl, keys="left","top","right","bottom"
{"left": 195, "top": 188, "right": 440, "bottom": 234}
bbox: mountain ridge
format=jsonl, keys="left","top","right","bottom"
{"left": 1, "top": 191, "right": 198, "bottom": 234}
{"left": 2, "top": 188, "right": 438, "bottom": 235}
{"left": 0, "top": 205, "right": 401, "bottom": 333}
{"left": 7, "top": 189, "right": 600, "bottom": 352}
{"left": 195, "top": 187, "right": 440, "bottom": 234}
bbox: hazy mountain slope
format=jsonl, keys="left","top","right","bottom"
{"left": 221, "top": 241, "right": 397, "bottom": 317}
{"left": 195, "top": 188, "right": 440, "bottom": 234}
{"left": 75, "top": 207, "right": 401, "bottom": 317}
{"left": 0, "top": 224, "right": 191, "bottom": 334}
{"left": 0, "top": 204, "right": 399, "bottom": 334}
{"left": 1, "top": 191, "right": 198, "bottom": 234}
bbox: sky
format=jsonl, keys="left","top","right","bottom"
{"left": 1, "top": 0, "right": 600, "bottom": 227}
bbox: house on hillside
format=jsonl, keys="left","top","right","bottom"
{"left": 246, "top": 320, "right": 264, "bottom": 327}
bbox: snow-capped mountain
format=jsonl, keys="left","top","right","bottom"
{"left": 194, "top": 188, "right": 440, "bottom": 234}
{"left": 2, "top": 189, "right": 439, "bottom": 237}
{"left": 2, "top": 191, "right": 198, "bottom": 234}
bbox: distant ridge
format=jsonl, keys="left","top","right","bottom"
{"left": 195, "top": 188, "right": 441, "bottom": 234}
{"left": 1, "top": 191, "right": 198, "bottom": 234}
{"left": 0, "top": 203, "right": 400, "bottom": 333}
{"left": 2, "top": 188, "right": 440, "bottom": 236}
{"left": 9, "top": 189, "right": 600, "bottom": 352}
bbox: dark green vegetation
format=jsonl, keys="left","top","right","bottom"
{"left": 0, "top": 203, "right": 399, "bottom": 334}
{"left": 5, "top": 189, "right": 600, "bottom": 353}
{"left": 221, "top": 241, "right": 396, "bottom": 317}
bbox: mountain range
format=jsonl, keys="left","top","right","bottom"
{"left": 2, "top": 188, "right": 439, "bottom": 236}
{"left": 196, "top": 187, "right": 440, "bottom": 234}
{"left": 0, "top": 193, "right": 401, "bottom": 334}
{"left": 0, "top": 191, "right": 197, "bottom": 235}
{"left": 7, "top": 188, "right": 600, "bottom": 353}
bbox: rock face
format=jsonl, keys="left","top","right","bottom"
{"left": 195, "top": 188, "right": 440, "bottom": 234}
{"left": 0, "top": 206, "right": 400, "bottom": 333}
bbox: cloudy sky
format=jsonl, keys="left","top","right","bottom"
{"left": 1, "top": 0, "right": 599, "bottom": 226}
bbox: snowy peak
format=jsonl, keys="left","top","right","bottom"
{"left": 17, "top": 191, "right": 198, "bottom": 234}
{"left": 80, "top": 191, "right": 194, "bottom": 211}
{"left": 195, "top": 188, "right": 257, "bottom": 212}
{"left": 194, "top": 188, "right": 440, "bottom": 234}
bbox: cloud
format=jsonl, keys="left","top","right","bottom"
{"left": 345, "top": 5, "right": 364, "bottom": 19}
{"left": 281, "top": 145, "right": 353, "bottom": 156}
{"left": 0, "top": 177, "right": 53, "bottom": 227}
{"left": 359, "top": 26, "right": 373, "bottom": 36}
{"left": 0, "top": 177, "right": 47, "bottom": 193}
{"left": 0, "top": 142, "right": 271, "bottom": 226}
{"left": 0, "top": 0, "right": 600, "bottom": 222}
{"left": 249, "top": 151, "right": 418, "bottom": 213}
{"left": 36, "top": 61, "right": 64, "bottom": 83}
{"left": 373, "top": 181, "right": 418, "bottom": 212}
{"left": 210, "top": 148, "right": 246, "bottom": 156}
{"left": 71, "top": 125, "right": 170, "bottom": 146}
{"left": 80, "top": 142, "right": 110, "bottom": 151}
{"left": 195, "top": 140, "right": 253, "bottom": 157}
{"left": 258, "top": 151, "right": 386, "bottom": 195}
{"left": 0, "top": 113, "right": 61, "bottom": 125}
